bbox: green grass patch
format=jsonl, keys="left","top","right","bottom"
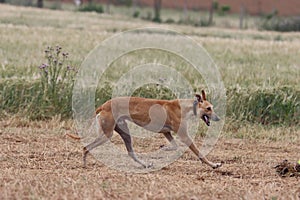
{"left": 0, "top": 79, "right": 73, "bottom": 119}
{"left": 1, "top": 78, "right": 299, "bottom": 126}
{"left": 227, "top": 86, "right": 299, "bottom": 126}
{"left": 78, "top": 3, "right": 104, "bottom": 14}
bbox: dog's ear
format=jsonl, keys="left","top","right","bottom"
{"left": 195, "top": 94, "right": 202, "bottom": 103}
{"left": 201, "top": 90, "right": 207, "bottom": 101}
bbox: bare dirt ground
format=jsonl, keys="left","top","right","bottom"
{"left": 1, "top": 118, "right": 299, "bottom": 199}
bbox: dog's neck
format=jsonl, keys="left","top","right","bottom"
{"left": 179, "top": 99, "right": 199, "bottom": 120}
{"left": 193, "top": 99, "right": 198, "bottom": 116}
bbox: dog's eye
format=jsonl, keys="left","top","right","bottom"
{"left": 207, "top": 107, "right": 211, "bottom": 111}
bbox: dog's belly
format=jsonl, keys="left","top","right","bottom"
{"left": 158, "top": 125, "right": 173, "bottom": 133}
{"left": 132, "top": 118, "right": 172, "bottom": 133}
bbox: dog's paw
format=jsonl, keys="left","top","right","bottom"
{"left": 212, "top": 162, "right": 222, "bottom": 169}
{"left": 145, "top": 162, "right": 154, "bottom": 169}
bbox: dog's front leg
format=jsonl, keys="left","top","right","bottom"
{"left": 177, "top": 123, "right": 222, "bottom": 169}
{"left": 188, "top": 142, "right": 222, "bottom": 169}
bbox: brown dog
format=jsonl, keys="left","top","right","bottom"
{"left": 69, "top": 90, "right": 221, "bottom": 169}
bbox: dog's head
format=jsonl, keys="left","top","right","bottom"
{"left": 194, "top": 90, "right": 220, "bottom": 126}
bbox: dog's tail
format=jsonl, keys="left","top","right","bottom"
{"left": 95, "top": 106, "right": 104, "bottom": 135}
{"left": 65, "top": 133, "right": 81, "bottom": 140}
{"left": 95, "top": 111, "right": 102, "bottom": 135}
{"left": 66, "top": 107, "right": 103, "bottom": 141}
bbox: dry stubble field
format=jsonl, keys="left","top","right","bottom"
{"left": 1, "top": 118, "right": 299, "bottom": 199}
{"left": 0, "top": 4, "right": 300, "bottom": 200}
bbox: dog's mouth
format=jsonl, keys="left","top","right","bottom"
{"left": 202, "top": 115, "right": 210, "bottom": 126}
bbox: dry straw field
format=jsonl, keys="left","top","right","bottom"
{"left": 0, "top": 4, "right": 299, "bottom": 199}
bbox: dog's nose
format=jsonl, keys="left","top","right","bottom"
{"left": 212, "top": 114, "right": 220, "bottom": 121}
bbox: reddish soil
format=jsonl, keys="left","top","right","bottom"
{"left": 147, "top": 0, "right": 300, "bottom": 16}
{"left": 0, "top": 119, "right": 299, "bottom": 199}
{"left": 58, "top": 0, "right": 300, "bottom": 16}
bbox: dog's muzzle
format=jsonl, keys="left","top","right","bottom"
{"left": 202, "top": 115, "right": 210, "bottom": 126}
{"left": 202, "top": 114, "right": 220, "bottom": 126}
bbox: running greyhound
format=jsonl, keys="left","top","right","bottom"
{"left": 67, "top": 90, "right": 221, "bottom": 169}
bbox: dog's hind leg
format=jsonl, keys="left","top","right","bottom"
{"left": 83, "top": 135, "right": 111, "bottom": 167}
{"left": 161, "top": 132, "right": 178, "bottom": 151}
{"left": 114, "top": 119, "right": 150, "bottom": 168}
{"left": 83, "top": 112, "right": 114, "bottom": 167}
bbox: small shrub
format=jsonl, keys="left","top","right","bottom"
{"left": 212, "top": 1, "right": 219, "bottom": 10}
{"left": 221, "top": 5, "right": 230, "bottom": 13}
{"left": 152, "top": 16, "right": 161, "bottom": 23}
{"left": 218, "top": 5, "right": 231, "bottom": 16}
{"left": 164, "top": 18, "right": 175, "bottom": 24}
{"left": 260, "top": 16, "right": 300, "bottom": 32}
{"left": 132, "top": 10, "right": 140, "bottom": 18}
{"left": 78, "top": 3, "right": 104, "bottom": 14}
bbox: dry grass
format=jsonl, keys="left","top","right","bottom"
{"left": 1, "top": 3, "right": 300, "bottom": 83}
{"left": 1, "top": 118, "right": 300, "bottom": 199}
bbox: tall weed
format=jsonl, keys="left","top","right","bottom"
{"left": 35, "top": 45, "right": 77, "bottom": 119}
{"left": 0, "top": 46, "right": 77, "bottom": 119}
